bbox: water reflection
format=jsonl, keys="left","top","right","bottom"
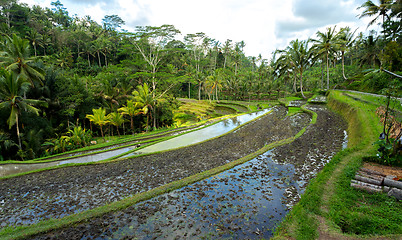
{"left": 81, "top": 151, "right": 300, "bottom": 239}
{"left": 0, "top": 109, "right": 271, "bottom": 177}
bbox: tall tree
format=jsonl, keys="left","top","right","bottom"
{"left": 286, "top": 39, "right": 315, "bottom": 98}
{"left": 108, "top": 112, "right": 124, "bottom": 137}
{"left": 0, "top": 70, "right": 47, "bottom": 150}
{"left": 312, "top": 26, "right": 340, "bottom": 90}
{"left": 337, "top": 27, "right": 357, "bottom": 80}
{"left": 25, "top": 29, "right": 41, "bottom": 57}
{"left": 130, "top": 25, "right": 181, "bottom": 95}
{"left": 0, "top": 34, "right": 44, "bottom": 86}
{"left": 133, "top": 82, "right": 155, "bottom": 131}
{"left": 118, "top": 100, "right": 142, "bottom": 135}
{"left": 86, "top": 107, "right": 109, "bottom": 141}
{"left": 358, "top": 0, "right": 393, "bottom": 29}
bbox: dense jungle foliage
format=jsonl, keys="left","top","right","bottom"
{"left": 0, "top": 0, "right": 401, "bottom": 160}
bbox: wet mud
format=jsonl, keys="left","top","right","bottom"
{"left": 0, "top": 106, "right": 308, "bottom": 228}
{"left": 29, "top": 105, "right": 347, "bottom": 239}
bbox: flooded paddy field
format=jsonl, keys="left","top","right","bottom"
{"left": 27, "top": 105, "right": 346, "bottom": 239}
{"left": 0, "top": 106, "right": 310, "bottom": 229}
{"left": 0, "top": 109, "right": 271, "bottom": 177}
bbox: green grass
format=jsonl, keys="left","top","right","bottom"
{"left": 345, "top": 91, "right": 402, "bottom": 113}
{"left": 273, "top": 90, "right": 401, "bottom": 240}
{"left": 287, "top": 107, "right": 301, "bottom": 116}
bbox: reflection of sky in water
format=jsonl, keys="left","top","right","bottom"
{"left": 86, "top": 150, "right": 300, "bottom": 240}
{"left": 126, "top": 108, "right": 271, "bottom": 156}
{"left": 0, "top": 109, "right": 271, "bottom": 177}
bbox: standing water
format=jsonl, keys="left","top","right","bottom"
{"left": 0, "top": 109, "right": 271, "bottom": 177}
{"left": 72, "top": 150, "right": 302, "bottom": 239}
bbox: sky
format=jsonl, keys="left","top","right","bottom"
{"left": 20, "top": 0, "right": 376, "bottom": 60}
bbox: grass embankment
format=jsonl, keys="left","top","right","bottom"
{"left": 0, "top": 103, "right": 306, "bottom": 240}
{"left": 273, "top": 90, "right": 402, "bottom": 240}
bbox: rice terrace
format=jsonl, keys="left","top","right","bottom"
{"left": 0, "top": 0, "right": 401, "bottom": 239}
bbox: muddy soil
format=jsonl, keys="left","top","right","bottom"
{"left": 0, "top": 106, "right": 308, "bottom": 228}
{"left": 29, "top": 105, "right": 347, "bottom": 240}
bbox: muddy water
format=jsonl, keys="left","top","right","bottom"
{"left": 79, "top": 151, "right": 297, "bottom": 239}
{"left": 0, "top": 109, "right": 271, "bottom": 177}
{"left": 34, "top": 107, "right": 347, "bottom": 240}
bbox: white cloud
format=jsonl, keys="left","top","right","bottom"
{"left": 19, "top": 0, "right": 372, "bottom": 60}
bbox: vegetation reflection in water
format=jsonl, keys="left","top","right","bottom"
{"left": 0, "top": 109, "right": 271, "bottom": 177}
{"left": 83, "top": 150, "right": 299, "bottom": 240}
{"left": 126, "top": 108, "right": 272, "bottom": 157}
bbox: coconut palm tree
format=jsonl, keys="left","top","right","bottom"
{"left": 358, "top": 0, "right": 393, "bottom": 29}
{"left": 274, "top": 49, "right": 297, "bottom": 92}
{"left": 312, "top": 27, "right": 340, "bottom": 90}
{"left": 133, "top": 83, "right": 155, "bottom": 131}
{"left": 118, "top": 100, "right": 143, "bottom": 135}
{"left": 25, "top": 29, "right": 41, "bottom": 57}
{"left": 0, "top": 70, "right": 47, "bottom": 150}
{"left": 337, "top": 27, "right": 357, "bottom": 80}
{"left": 0, "top": 34, "right": 44, "bottom": 86}
{"left": 286, "top": 39, "right": 315, "bottom": 98}
{"left": 86, "top": 108, "right": 110, "bottom": 141}
{"left": 108, "top": 112, "right": 124, "bottom": 137}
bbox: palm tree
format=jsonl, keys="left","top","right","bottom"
{"left": 86, "top": 108, "right": 110, "bottom": 141}
{"left": 25, "top": 29, "right": 41, "bottom": 57}
{"left": 337, "top": 27, "right": 357, "bottom": 80}
{"left": 274, "top": 50, "right": 297, "bottom": 92}
{"left": 108, "top": 112, "right": 124, "bottom": 137}
{"left": 358, "top": 0, "right": 393, "bottom": 29}
{"left": 0, "top": 34, "right": 44, "bottom": 86}
{"left": 38, "top": 34, "right": 52, "bottom": 56}
{"left": 118, "top": 100, "right": 143, "bottom": 135}
{"left": 312, "top": 27, "right": 340, "bottom": 90}
{"left": 286, "top": 39, "right": 315, "bottom": 98}
{"left": 0, "top": 70, "right": 47, "bottom": 150}
{"left": 359, "top": 35, "right": 381, "bottom": 67}
{"left": 133, "top": 83, "right": 155, "bottom": 131}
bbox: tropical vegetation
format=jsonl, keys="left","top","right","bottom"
{"left": 0, "top": 0, "right": 401, "bottom": 162}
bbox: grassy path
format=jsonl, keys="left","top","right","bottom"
{"left": 273, "top": 90, "right": 402, "bottom": 240}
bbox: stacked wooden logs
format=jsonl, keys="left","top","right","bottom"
{"left": 351, "top": 168, "right": 402, "bottom": 200}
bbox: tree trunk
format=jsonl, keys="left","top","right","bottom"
{"left": 300, "top": 71, "right": 305, "bottom": 99}
{"left": 100, "top": 125, "right": 105, "bottom": 141}
{"left": 321, "top": 59, "right": 324, "bottom": 89}
{"left": 97, "top": 51, "right": 101, "bottom": 67}
{"left": 33, "top": 44, "right": 37, "bottom": 57}
{"left": 188, "top": 82, "right": 191, "bottom": 99}
{"left": 153, "top": 108, "right": 156, "bottom": 130}
{"left": 198, "top": 82, "right": 202, "bottom": 100}
{"left": 326, "top": 52, "right": 330, "bottom": 90}
{"left": 130, "top": 116, "right": 134, "bottom": 135}
{"left": 16, "top": 114, "right": 22, "bottom": 150}
{"left": 116, "top": 126, "right": 120, "bottom": 137}
{"left": 146, "top": 113, "right": 149, "bottom": 132}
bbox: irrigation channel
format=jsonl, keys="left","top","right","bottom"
{"left": 0, "top": 108, "right": 271, "bottom": 178}
{"left": 0, "top": 104, "right": 347, "bottom": 239}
